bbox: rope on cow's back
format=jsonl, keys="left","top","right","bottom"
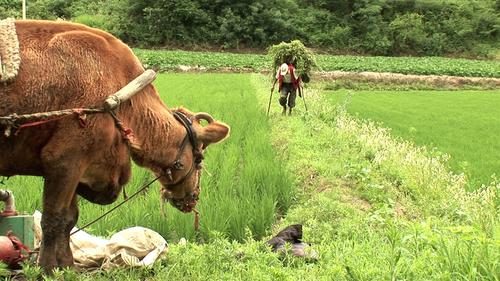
{"left": 0, "top": 69, "right": 157, "bottom": 137}
{"left": 0, "top": 107, "right": 106, "bottom": 137}
{"left": 0, "top": 106, "right": 136, "bottom": 144}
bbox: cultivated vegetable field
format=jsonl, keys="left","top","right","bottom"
{"left": 135, "top": 49, "right": 500, "bottom": 78}
{"left": 315, "top": 55, "right": 500, "bottom": 77}
{"left": 135, "top": 49, "right": 268, "bottom": 71}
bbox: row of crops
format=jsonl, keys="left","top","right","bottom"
{"left": 135, "top": 49, "right": 500, "bottom": 78}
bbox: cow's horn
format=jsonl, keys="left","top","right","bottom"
{"left": 192, "top": 112, "right": 214, "bottom": 124}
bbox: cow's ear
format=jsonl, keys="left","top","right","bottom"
{"left": 196, "top": 121, "right": 230, "bottom": 148}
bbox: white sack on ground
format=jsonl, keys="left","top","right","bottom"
{"left": 33, "top": 211, "right": 168, "bottom": 270}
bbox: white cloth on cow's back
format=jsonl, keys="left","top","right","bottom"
{"left": 0, "top": 17, "right": 20, "bottom": 83}
{"left": 32, "top": 211, "right": 168, "bottom": 270}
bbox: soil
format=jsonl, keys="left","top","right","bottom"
{"left": 315, "top": 71, "right": 500, "bottom": 88}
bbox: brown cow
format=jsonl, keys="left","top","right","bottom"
{"left": 0, "top": 20, "right": 230, "bottom": 271}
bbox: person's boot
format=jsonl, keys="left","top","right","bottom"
{"left": 288, "top": 107, "right": 292, "bottom": 116}
{"left": 282, "top": 106, "right": 287, "bottom": 115}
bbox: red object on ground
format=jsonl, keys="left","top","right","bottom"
{"left": 0, "top": 233, "right": 29, "bottom": 268}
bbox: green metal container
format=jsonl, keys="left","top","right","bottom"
{"left": 0, "top": 215, "right": 34, "bottom": 250}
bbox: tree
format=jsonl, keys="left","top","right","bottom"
{"left": 389, "top": 13, "right": 427, "bottom": 55}
{"left": 0, "top": 0, "right": 21, "bottom": 18}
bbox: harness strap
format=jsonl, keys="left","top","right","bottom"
{"left": 173, "top": 111, "right": 198, "bottom": 149}
{"left": 162, "top": 111, "right": 201, "bottom": 187}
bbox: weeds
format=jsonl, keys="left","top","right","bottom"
{"left": 254, "top": 74, "right": 499, "bottom": 280}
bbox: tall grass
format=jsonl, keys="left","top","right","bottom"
{"left": 4, "top": 73, "right": 293, "bottom": 242}
{"left": 326, "top": 90, "right": 500, "bottom": 189}
{"left": 156, "top": 73, "right": 293, "bottom": 240}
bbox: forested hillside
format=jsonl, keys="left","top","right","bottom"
{"left": 1, "top": 0, "right": 499, "bottom": 56}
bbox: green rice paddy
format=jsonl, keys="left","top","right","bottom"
{"left": 326, "top": 90, "right": 500, "bottom": 189}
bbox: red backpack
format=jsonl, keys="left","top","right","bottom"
{"left": 278, "top": 64, "right": 300, "bottom": 91}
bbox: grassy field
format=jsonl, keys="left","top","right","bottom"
{"left": 2, "top": 73, "right": 498, "bottom": 280}
{"left": 326, "top": 90, "right": 500, "bottom": 189}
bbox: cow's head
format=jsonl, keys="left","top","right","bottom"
{"left": 132, "top": 108, "right": 229, "bottom": 213}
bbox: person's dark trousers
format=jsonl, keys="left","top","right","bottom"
{"left": 279, "top": 83, "right": 296, "bottom": 115}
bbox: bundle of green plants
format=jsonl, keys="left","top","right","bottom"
{"left": 267, "top": 40, "right": 317, "bottom": 82}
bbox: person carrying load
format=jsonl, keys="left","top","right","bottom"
{"left": 271, "top": 62, "right": 301, "bottom": 116}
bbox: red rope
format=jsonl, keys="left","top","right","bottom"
{"left": 120, "top": 127, "right": 134, "bottom": 142}
{"left": 13, "top": 109, "right": 91, "bottom": 136}
{"left": 108, "top": 111, "right": 135, "bottom": 142}
{"left": 7, "top": 231, "right": 31, "bottom": 264}
{"left": 14, "top": 115, "right": 68, "bottom": 136}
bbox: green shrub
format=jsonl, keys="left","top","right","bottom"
{"left": 389, "top": 13, "right": 428, "bottom": 55}
{"left": 73, "top": 14, "right": 110, "bottom": 31}
{"left": 311, "top": 26, "right": 352, "bottom": 51}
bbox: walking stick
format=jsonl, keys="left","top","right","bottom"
{"left": 300, "top": 86, "right": 308, "bottom": 112}
{"left": 267, "top": 88, "right": 273, "bottom": 116}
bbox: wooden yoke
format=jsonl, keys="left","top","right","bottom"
{"left": 104, "top": 69, "right": 157, "bottom": 110}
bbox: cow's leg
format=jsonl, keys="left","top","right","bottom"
{"left": 39, "top": 165, "right": 83, "bottom": 272}
{"left": 56, "top": 194, "right": 79, "bottom": 267}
